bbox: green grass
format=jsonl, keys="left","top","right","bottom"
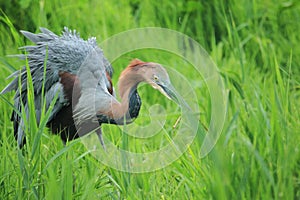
{"left": 0, "top": 0, "right": 299, "bottom": 199}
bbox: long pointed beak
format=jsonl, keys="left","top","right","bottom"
{"left": 151, "top": 81, "right": 191, "bottom": 110}
{"left": 158, "top": 83, "right": 191, "bottom": 110}
{"left": 157, "top": 83, "right": 178, "bottom": 103}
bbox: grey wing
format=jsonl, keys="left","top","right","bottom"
{"left": 1, "top": 27, "right": 113, "bottom": 146}
{"left": 72, "top": 48, "right": 116, "bottom": 124}
{"left": 36, "top": 82, "right": 67, "bottom": 123}
{"left": 12, "top": 82, "right": 66, "bottom": 147}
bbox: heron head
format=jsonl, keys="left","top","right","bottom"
{"left": 129, "top": 59, "right": 178, "bottom": 102}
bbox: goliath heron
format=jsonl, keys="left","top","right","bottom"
{"left": 1, "top": 27, "right": 178, "bottom": 148}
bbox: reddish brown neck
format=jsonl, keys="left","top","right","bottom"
{"left": 95, "top": 67, "right": 143, "bottom": 122}
{"left": 101, "top": 60, "right": 146, "bottom": 121}
{"left": 118, "top": 59, "right": 146, "bottom": 99}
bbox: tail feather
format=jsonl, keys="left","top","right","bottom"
{"left": 39, "top": 27, "right": 57, "bottom": 38}
{"left": 20, "top": 30, "right": 41, "bottom": 43}
{"left": 20, "top": 28, "right": 57, "bottom": 44}
{"left": 0, "top": 78, "right": 18, "bottom": 94}
{"left": 16, "top": 119, "right": 26, "bottom": 147}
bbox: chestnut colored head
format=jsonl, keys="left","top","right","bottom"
{"left": 118, "top": 58, "right": 177, "bottom": 101}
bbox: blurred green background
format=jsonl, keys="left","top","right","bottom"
{"left": 0, "top": 0, "right": 299, "bottom": 199}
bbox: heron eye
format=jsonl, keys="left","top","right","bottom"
{"left": 154, "top": 75, "right": 159, "bottom": 81}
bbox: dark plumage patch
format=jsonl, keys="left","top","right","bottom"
{"left": 59, "top": 71, "right": 81, "bottom": 106}
{"left": 47, "top": 71, "right": 81, "bottom": 142}
{"left": 97, "top": 114, "right": 117, "bottom": 124}
{"left": 105, "top": 72, "right": 113, "bottom": 95}
{"left": 48, "top": 103, "right": 78, "bottom": 142}
{"left": 127, "top": 88, "right": 141, "bottom": 121}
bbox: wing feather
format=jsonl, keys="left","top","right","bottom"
{"left": 1, "top": 27, "right": 113, "bottom": 147}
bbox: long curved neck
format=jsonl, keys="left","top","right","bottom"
{"left": 97, "top": 67, "right": 143, "bottom": 124}
{"left": 117, "top": 67, "right": 143, "bottom": 123}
